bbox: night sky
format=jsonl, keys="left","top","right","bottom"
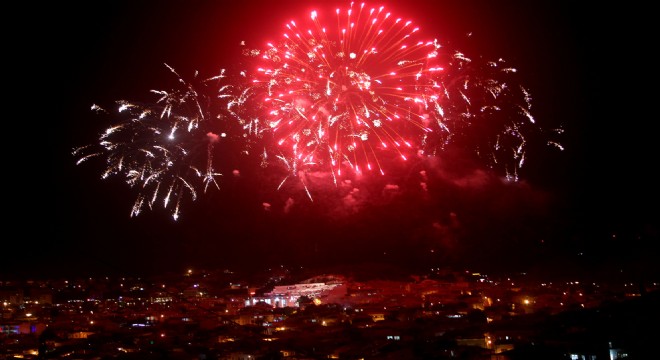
{"left": 5, "top": 1, "right": 658, "bottom": 280}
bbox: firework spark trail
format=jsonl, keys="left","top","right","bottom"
{"left": 250, "top": 2, "right": 444, "bottom": 180}
{"left": 419, "top": 52, "right": 550, "bottom": 180}
{"left": 73, "top": 64, "right": 247, "bottom": 220}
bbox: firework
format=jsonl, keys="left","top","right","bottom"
{"left": 75, "top": 2, "right": 560, "bottom": 217}
{"left": 249, "top": 2, "right": 443, "bottom": 182}
{"left": 419, "top": 51, "right": 542, "bottom": 181}
{"left": 73, "top": 64, "right": 248, "bottom": 220}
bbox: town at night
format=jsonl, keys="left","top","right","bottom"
{"left": 3, "top": 0, "right": 657, "bottom": 358}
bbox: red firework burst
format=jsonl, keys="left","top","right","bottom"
{"left": 252, "top": 2, "right": 443, "bottom": 177}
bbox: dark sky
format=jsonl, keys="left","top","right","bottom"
{"left": 5, "top": 1, "right": 658, "bottom": 280}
